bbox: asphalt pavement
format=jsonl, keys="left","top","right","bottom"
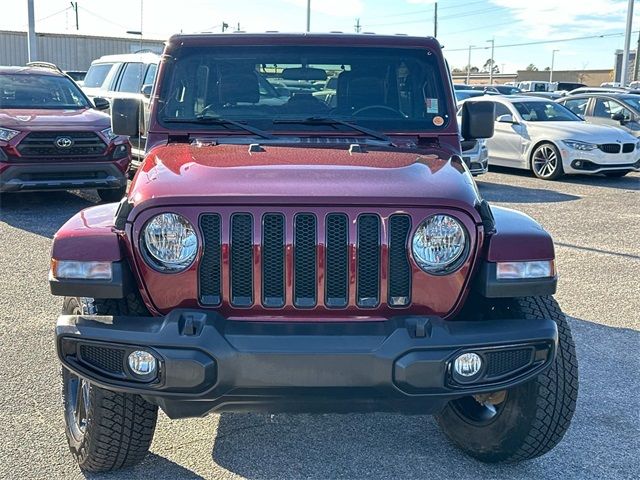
{"left": 0, "top": 168, "right": 638, "bottom": 480}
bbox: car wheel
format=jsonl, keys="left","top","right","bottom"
{"left": 61, "top": 297, "right": 157, "bottom": 472}
{"left": 435, "top": 296, "right": 578, "bottom": 463}
{"left": 97, "top": 185, "right": 127, "bottom": 203}
{"left": 531, "top": 143, "right": 564, "bottom": 180}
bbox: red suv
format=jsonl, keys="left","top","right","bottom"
{"left": 0, "top": 63, "right": 131, "bottom": 202}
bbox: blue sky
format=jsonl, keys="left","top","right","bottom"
{"left": 1, "top": 0, "right": 636, "bottom": 72}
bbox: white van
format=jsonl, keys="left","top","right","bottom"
{"left": 518, "top": 81, "right": 552, "bottom": 92}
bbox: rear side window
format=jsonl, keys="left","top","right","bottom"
{"left": 83, "top": 63, "right": 113, "bottom": 88}
{"left": 143, "top": 64, "right": 157, "bottom": 87}
{"left": 117, "top": 62, "right": 145, "bottom": 93}
{"left": 563, "top": 98, "right": 588, "bottom": 116}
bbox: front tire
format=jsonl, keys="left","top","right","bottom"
{"left": 435, "top": 296, "right": 578, "bottom": 463}
{"left": 531, "top": 143, "right": 564, "bottom": 180}
{"left": 61, "top": 297, "right": 157, "bottom": 472}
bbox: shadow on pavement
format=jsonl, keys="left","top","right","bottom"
{"left": 84, "top": 453, "right": 205, "bottom": 480}
{"left": 476, "top": 180, "right": 580, "bottom": 203}
{"left": 209, "top": 317, "right": 639, "bottom": 480}
{"left": 0, "top": 190, "right": 97, "bottom": 238}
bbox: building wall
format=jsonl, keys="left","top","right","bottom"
{"left": 0, "top": 30, "right": 166, "bottom": 71}
{"left": 515, "top": 69, "right": 613, "bottom": 86}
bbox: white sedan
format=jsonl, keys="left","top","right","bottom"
{"left": 462, "top": 96, "right": 640, "bottom": 179}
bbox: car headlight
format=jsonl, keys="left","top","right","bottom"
{"left": 141, "top": 213, "right": 198, "bottom": 272}
{"left": 0, "top": 127, "right": 20, "bottom": 142}
{"left": 562, "top": 139, "right": 597, "bottom": 151}
{"left": 412, "top": 215, "right": 468, "bottom": 274}
{"left": 101, "top": 127, "right": 117, "bottom": 142}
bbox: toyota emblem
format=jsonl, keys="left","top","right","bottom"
{"left": 55, "top": 136, "right": 74, "bottom": 148}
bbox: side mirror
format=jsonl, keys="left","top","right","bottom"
{"left": 93, "top": 97, "right": 110, "bottom": 111}
{"left": 461, "top": 101, "right": 495, "bottom": 140}
{"left": 611, "top": 112, "right": 626, "bottom": 123}
{"left": 111, "top": 98, "right": 141, "bottom": 137}
{"left": 141, "top": 84, "right": 153, "bottom": 97}
{"left": 496, "top": 114, "right": 516, "bottom": 123}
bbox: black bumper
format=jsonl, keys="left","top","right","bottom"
{"left": 56, "top": 310, "right": 558, "bottom": 418}
{"left": 0, "top": 162, "right": 126, "bottom": 192}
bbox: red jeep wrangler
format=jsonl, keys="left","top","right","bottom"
{"left": 49, "top": 34, "right": 578, "bottom": 472}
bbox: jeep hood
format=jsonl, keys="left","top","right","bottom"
{"left": 0, "top": 108, "right": 109, "bottom": 128}
{"left": 129, "top": 143, "right": 481, "bottom": 215}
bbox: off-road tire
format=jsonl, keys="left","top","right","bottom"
{"left": 435, "top": 296, "right": 578, "bottom": 463}
{"left": 61, "top": 296, "right": 157, "bottom": 472}
{"left": 97, "top": 185, "right": 127, "bottom": 203}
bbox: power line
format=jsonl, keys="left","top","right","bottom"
{"left": 78, "top": 6, "right": 128, "bottom": 30}
{"left": 365, "top": 6, "right": 503, "bottom": 28}
{"left": 445, "top": 31, "right": 640, "bottom": 52}
{"left": 362, "top": 0, "right": 486, "bottom": 20}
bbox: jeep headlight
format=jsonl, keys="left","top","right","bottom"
{"left": 141, "top": 213, "right": 198, "bottom": 272}
{"left": 412, "top": 215, "right": 467, "bottom": 274}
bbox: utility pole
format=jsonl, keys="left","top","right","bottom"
{"left": 487, "top": 38, "right": 495, "bottom": 85}
{"left": 27, "top": 0, "right": 38, "bottom": 62}
{"left": 236, "top": 22, "right": 241, "bottom": 32}
{"left": 634, "top": 29, "right": 640, "bottom": 81}
{"left": 466, "top": 45, "right": 475, "bottom": 85}
{"left": 222, "top": 22, "right": 229, "bottom": 32}
{"left": 550, "top": 49, "right": 559, "bottom": 83}
{"left": 69, "top": 2, "right": 79, "bottom": 30}
{"left": 620, "top": 0, "right": 634, "bottom": 86}
{"left": 354, "top": 18, "right": 361, "bottom": 33}
{"left": 434, "top": 2, "right": 438, "bottom": 38}
{"left": 306, "top": 0, "right": 311, "bottom": 32}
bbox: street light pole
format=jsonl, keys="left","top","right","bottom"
{"left": 27, "top": 0, "right": 38, "bottom": 62}
{"left": 487, "top": 38, "right": 495, "bottom": 85}
{"left": 550, "top": 49, "right": 559, "bottom": 83}
{"left": 466, "top": 45, "right": 475, "bottom": 85}
{"left": 306, "top": 0, "right": 311, "bottom": 32}
{"left": 620, "top": 0, "right": 634, "bottom": 86}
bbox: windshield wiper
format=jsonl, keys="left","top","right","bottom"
{"left": 164, "top": 116, "right": 275, "bottom": 140}
{"left": 273, "top": 117, "right": 394, "bottom": 145}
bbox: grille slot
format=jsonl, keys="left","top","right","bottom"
{"left": 230, "top": 214, "right": 253, "bottom": 307}
{"left": 388, "top": 215, "right": 412, "bottom": 307}
{"left": 294, "top": 213, "right": 317, "bottom": 307}
{"left": 484, "top": 348, "right": 533, "bottom": 378}
{"left": 17, "top": 131, "right": 107, "bottom": 157}
{"left": 262, "top": 214, "right": 285, "bottom": 307}
{"left": 79, "top": 344, "right": 125, "bottom": 374}
{"left": 325, "top": 213, "right": 349, "bottom": 308}
{"left": 199, "top": 214, "right": 222, "bottom": 305}
{"left": 622, "top": 143, "right": 635, "bottom": 153}
{"left": 598, "top": 143, "right": 621, "bottom": 154}
{"left": 357, "top": 214, "right": 381, "bottom": 307}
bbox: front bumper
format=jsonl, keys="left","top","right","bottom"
{"left": 0, "top": 161, "right": 127, "bottom": 193}
{"left": 561, "top": 148, "right": 640, "bottom": 174}
{"left": 56, "top": 310, "right": 558, "bottom": 418}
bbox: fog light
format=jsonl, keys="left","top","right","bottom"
{"left": 128, "top": 350, "right": 157, "bottom": 377}
{"left": 454, "top": 352, "right": 483, "bottom": 377}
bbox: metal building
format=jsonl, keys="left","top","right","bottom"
{"left": 0, "top": 30, "right": 165, "bottom": 70}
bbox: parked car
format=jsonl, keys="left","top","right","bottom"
{"left": 552, "top": 81, "right": 586, "bottom": 92}
{"left": 461, "top": 138, "right": 489, "bottom": 175}
{"left": 468, "top": 84, "right": 522, "bottom": 95}
{"left": 462, "top": 95, "right": 640, "bottom": 179}
{"left": 49, "top": 32, "right": 578, "bottom": 473}
{"left": 518, "top": 80, "right": 552, "bottom": 92}
{"left": 570, "top": 86, "right": 640, "bottom": 95}
{"left": 522, "top": 91, "right": 564, "bottom": 100}
{"left": 82, "top": 52, "right": 160, "bottom": 167}
{"left": 557, "top": 92, "right": 640, "bottom": 137}
{"left": 64, "top": 70, "right": 87, "bottom": 84}
{"left": 454, "top": 89, "right": 484, "bottom": 102}
{"left": 0, "top": 63, "right": 131, "bottom": 200}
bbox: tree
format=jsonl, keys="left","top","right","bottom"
{"left": 482, "top": 58, "right": 499, "bottom": 73}
{"left": 544, "top": 66, "right": 550, "bottom": 71}
{"left": 526, "top": 64, "right": 538, "bottom": 71}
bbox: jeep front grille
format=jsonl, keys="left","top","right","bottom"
{"left": 16, "top": 131, "right": 107, "bottom": 158}
{"left": 198, "top": 211, "right": 413, "bottom": 310}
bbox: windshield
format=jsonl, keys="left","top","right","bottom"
{"left": 513, "top": 101, "right": 580, "bottom": 122}
{"left": 0, "top": 73, "right": 90, "bottom": 109}
{"left": 494, "top": 85, "right": 522, "bottom": 95}
{"left": 620, "top": 95, "right": 640, "bottom": 111}
{"left": 158, "top": 46, "right": 449, "bottom": 132}
{"left": 83, "top": 63, "right": 113, "bottom": 88}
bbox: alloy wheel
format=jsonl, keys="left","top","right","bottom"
{"left": 532, "top": 145, "right": 559, "bottom": 178}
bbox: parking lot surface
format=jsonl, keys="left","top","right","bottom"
{"left": 0, "top": 169, "right": 638, "bottom": 480}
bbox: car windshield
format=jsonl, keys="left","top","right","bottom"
{"left": 455, "top": 90, "right": 483, "bottom": 101}
{"left": 620, "top": 95, "right": 640, "bottom": 111}
{"left": 513, "top": 101, "right": 580, "bottom": 122}
{"left": 158, "top": 45, "right": 449, "bottom": 133}
{"left": 0, "top": 73, "right": 90, "bottom": 109}
{"left": 494, "top": 85, "right": 522, "bottom": 95}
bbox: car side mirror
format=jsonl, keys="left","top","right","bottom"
{"left": 111, "top": 98, "right": 141, "bottom": 137}
{"left": 276, "top": 87, "right": 291, "bottom": 97}
{"left": 93, "top": 97, "right": 110, "bottom": 111}
{"left": 141, "top": 84, "right": 153, "bottom": 97}
{"left": 496, "top": 114, "right": 516, "bottom": 124}
{"left": 461, "top": 101, "right": 495, "bottom": 140}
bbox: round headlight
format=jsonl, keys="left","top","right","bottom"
{"left": 142, "top": 213, "right": 197, "bottom": 272}
{"left": 412, "top": 215, "right": 467, "bottom": 274}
